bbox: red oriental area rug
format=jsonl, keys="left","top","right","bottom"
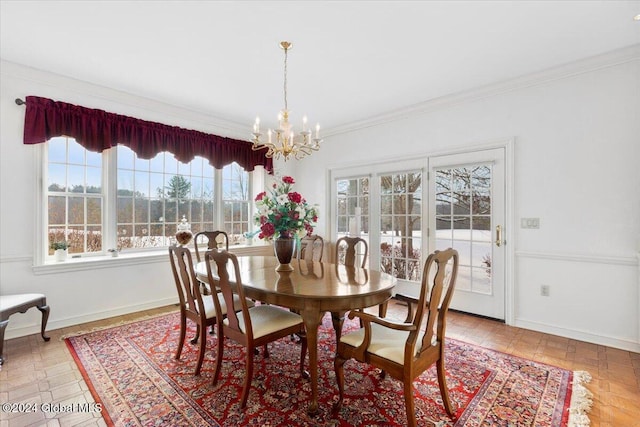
{"left": 65, "top": 311, "right": 592, "bottom": 427}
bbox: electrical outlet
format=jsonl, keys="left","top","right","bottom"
{"left": 521, "top": 218, "right": 540, "bottom": 229}
{"left": 540, "top": 285, "right": 550, "bottom": 297}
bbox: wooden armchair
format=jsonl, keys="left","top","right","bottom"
{"left": 333, "top": 248, "right": 459, "bottom": 427}
{"left": 205, "top": 250, "right": 308, "bottom": 408}
{"left": 193, "top": 230, "right": 229, "bottom": 262}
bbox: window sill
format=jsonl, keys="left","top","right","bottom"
{"left": 32, "top": 243, "right": 272, "bottom": 275}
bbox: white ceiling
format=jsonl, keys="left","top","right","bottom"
{"left": 1, "top": 1, "right": 639, "bottom": 135}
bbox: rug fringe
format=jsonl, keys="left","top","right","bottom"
{"left": 567, "top": 370, "right": 593, "bottom": 427}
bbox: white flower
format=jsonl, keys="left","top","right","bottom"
{"left": 259, "top": 205, "right": 271, "bottom": 215}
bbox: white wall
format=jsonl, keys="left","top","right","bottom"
{"left": 287, "top": 51, "right": 640, "bottom": 351}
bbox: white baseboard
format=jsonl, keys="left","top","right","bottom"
{"left": 3, "top": 296, "right": 179, "bottom": 340}
{"left": 515, "top": 318, "right": 640, "bottom": 353}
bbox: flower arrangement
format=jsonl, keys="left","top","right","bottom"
{"left": 250, "top": 176, "right": 318, "bottom": 240}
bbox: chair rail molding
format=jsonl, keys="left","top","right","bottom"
{"left": 515, "top": 250, "right": 638, "bottom": 266}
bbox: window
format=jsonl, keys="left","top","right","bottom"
{"left": 48, "top": 137, "right": 103, "bottom": 255}
{"left": 44, "top": 137, "right": 254, "bottom": 260}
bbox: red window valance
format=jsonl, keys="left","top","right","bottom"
{"left": 21, "top": 96, "right": 273, "bottom": 172}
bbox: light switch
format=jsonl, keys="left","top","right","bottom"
{"left": 521, "top": 218, "right": 540, "bottom": 229}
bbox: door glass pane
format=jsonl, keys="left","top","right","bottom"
{"left": 434, "top": 165, "right": 493, "bottom": 295}
{"left": 378, "top": 171, "right": 422, "bottom": 281}
{"left": 336, "top": 176, "right": 369, "bottom": 267}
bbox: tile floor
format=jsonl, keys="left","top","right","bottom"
{"left": 1, "top": 301, "right": 638, "bottom": 426}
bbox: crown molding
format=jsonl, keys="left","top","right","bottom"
{"left": 325, "top": 44, "right": 640, "bottom": 137}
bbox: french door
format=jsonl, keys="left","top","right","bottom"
{"left": 429, "top": 148, "right": 506, "bottom": 320}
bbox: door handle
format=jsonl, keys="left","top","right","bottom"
{"left": 495, "top": 225, "right": 504, "bottom": 247}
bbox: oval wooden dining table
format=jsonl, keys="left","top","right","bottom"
{"left": 194, "top": 255, "right": 396, "bottom": 416}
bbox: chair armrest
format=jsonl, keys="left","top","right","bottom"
{"left": 347, "top": 310, "right": 417, "bottom": 360}
{"left": 349, "top": 310, "right": 416, "bottom": 332}
{"left": 395, "top": 293, "right": 418, "bottom": 305}
{"left": 394, "top": 293, "right": 420, "bottom": 322}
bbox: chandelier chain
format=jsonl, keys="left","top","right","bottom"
{"left": 283, "top": 46, "right": 288, "bottom": 111}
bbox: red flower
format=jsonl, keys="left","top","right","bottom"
{"left": 255, "top": 191, "right": 266, "bottom": 201}
{"left": 304, "top": 222, "right": 314, "bottom": 235}
{"left": 288, "top": 192, "right": 302, "bottom": 203}
{"left": 260, "top": 222, "right": 275, "bottom": 237}
{"left": 282, "top": 176, "right": 295, "bottom": 184}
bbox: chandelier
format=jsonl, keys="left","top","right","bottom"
{"left": 251, "top": 41, "right": 322, "bottom": 161}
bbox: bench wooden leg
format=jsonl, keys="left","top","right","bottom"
{"left": 37, "top": 305, "right": 51, "bottom": 342}
{"left": 0, "top": 319, "right": 8, "bottom": 365}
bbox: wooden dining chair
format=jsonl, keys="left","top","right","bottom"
{"left": 335, "top": 236, "right": 367, "bottom": 267}
{"left": 168, "top": 245, "right": 245, "bottom": 375}
{"left": 205, "top": 249, "right": 309, "bottom": 408}
{"left": 333, "top": 248, "right": 459, "bottom": 427}
{"left": 194, "top": 230, "right": 229, "bottom": 262}
{"left": 298, "top": 234, "right": 324, "bottom": 262}
{"left": 335, "top": 236, "right": 387, "bottom": 318}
